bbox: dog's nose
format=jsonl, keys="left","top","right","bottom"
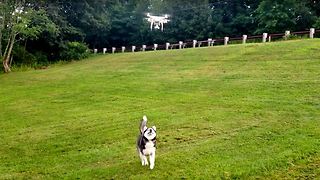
{"left": 149, "top": 129, "right": 152, "bottom": 133}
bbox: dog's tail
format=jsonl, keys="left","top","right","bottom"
{"left": 140, "top": 115, "right": 147, "bottom": 133}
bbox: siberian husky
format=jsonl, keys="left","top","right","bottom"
{"left": 136, "top": 115, "right": 157, "bottom": 169}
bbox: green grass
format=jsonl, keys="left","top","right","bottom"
{"left": 0, "top": 39, "right": 319, "bottom": 179}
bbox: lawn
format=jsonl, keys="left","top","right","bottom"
{"left": 0, "top": 39, "right": 319, "bottom": 179}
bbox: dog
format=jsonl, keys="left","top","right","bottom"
{"left": 136, "top": 115, "right": 157, "bottom": 169}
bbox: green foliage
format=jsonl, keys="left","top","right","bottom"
{"left": 4, "top": 3, "right": 49, "bottom": 41}
{"left": 29, "top": 9, "right": 58, "bottom": 39}
{"left": 12, "top": 45, "right": 49, "bottom": 66}
{"left": 255, "top": 0, "right": 296, "bottom": 33}
{"left": 314, "top": 18, "right": 320, "bottom": 29}
{"left": 59, "top": 41, "right": 89, "bottom": 61}
{"left": 294, "top": 2, "right": 317, "bottom": 31}
{"left": 12, "top": 45, "right": 37, "bottom": 65}
{"left": 1, "top": 0, "right": 58, "bottom": 72}
{"left": 285, "top": 34, "right": 309, "bottom": 41}
{"left": 255, "top": 0, "right": 317, "bottom": 33}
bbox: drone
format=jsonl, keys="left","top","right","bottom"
{"left": 146, "top": 13, "right": 170, "bottom": 31}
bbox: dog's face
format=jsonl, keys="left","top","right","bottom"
{"left": 143, "top": 126, "right": 157, "bottom": 140}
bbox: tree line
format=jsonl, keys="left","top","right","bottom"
{"left": 1, "top": 0, "right": 320, "bottom": 72}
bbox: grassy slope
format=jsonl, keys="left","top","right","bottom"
{"left": 0, "top": 39, "right": 319, "bottom": 179}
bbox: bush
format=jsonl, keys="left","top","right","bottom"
{"left": 12, "top": 46, "right": 37, "bottom": 66}
{"left": 314, "top": 18, "right": 320, "bottom": 29}
{"left": 59, "top": 42, "right": 89, "bottom": 61}
{"left": 12, "top": 45, "right": 49, "bottom": 68}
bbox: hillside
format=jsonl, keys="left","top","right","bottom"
{"left": 0, "top": 39, "right": 319, "bottom": 179}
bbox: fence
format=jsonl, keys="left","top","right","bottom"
{"left": 94, "top": 28, "right": 320, "bottom": 54}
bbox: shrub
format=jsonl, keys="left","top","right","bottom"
{"left": 12, "top": 46, "right": 37, "bottom": 66}
{"left": 59, "top": 42, "right": 89, "bottom": 61}
{"left": 314, "top": 18, "right": 320, "bottom": 29}
{"left": 12, "top": 45, "right": 49, "bottom": 68}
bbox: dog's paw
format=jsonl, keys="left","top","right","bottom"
{"left": 142, "top": 160, "right": 148, "bottom": 166}
{"left": 150, "top": 164, "right": 154, "bottom": 170}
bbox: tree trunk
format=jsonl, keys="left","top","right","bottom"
{"left": 2, "top": 34, "right": 16, "bottom": 73}
{"left": 0, "top": 33, "right": 2, "bottom": 57}
{"left": 0, "top": 12, "right": 3, "bottom": 57}
{"left": 3, "top": 58, "right": 11, "bottom": 73}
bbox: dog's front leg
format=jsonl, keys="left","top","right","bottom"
{"left": 139, "top": 152, "right": 146, "bottom": 166}
{"left": 142, "top": 155, "right": 148, "bottom": 166}
{"left": 149, "top": 151, "right": 155, "bottom": 169}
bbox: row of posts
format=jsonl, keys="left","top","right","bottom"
{"left": 94, "top": 28, "right": 316, "bottom": 54}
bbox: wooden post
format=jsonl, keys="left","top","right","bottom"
{"left": 243, "top": 35, "right": 247, "bottom": 44}
{"left": 142, "top": 45, "right": 146, "bottom": 52}
{"left": 193, "top": 40, "right": 197, "bottom": 48}
{"left": 121, "top": 47, "right": 125, "bottom": 53}
{"left": 132, "top": 46, "right": 136, "bottom": 52}
{"left": 310, "top": 28, "right": 315, "bottom": 39}
{"left": 224, "top": 37, "right": 229, "bottom": 45}
{"left": 154, "top": 44, "right": 158, "bottom": 51}
{"left": 166, "top": 43, "right": 170, "bottom": 50}
{"left": 208, "top": 38, "right": 212, "bottom": 47}
{"left": 112, "top": 47, "right": 116, "bottom": 54}
{"left": 269, "top": 36, "right": 272, "bottom": 42}
{"left": 262, "top": 33, "right": 268, "bottom": 43}
{"left": 103, "top": 48, "right": 107, "bottom": 54}
{"left": 94, "top": 49, "right": 98, "bottom": 54}
{"left": 285, "top": 31, "right": 290, "bottom": 40}
{"left": 179, "top": 41, "right": 183, "bottom": 49}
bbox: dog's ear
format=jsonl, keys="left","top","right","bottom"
{"left": 152, "top": 126, "right": 156, "bottom": 132}
{"left": 143, "top": 126, "right": 147, "bottom": 132}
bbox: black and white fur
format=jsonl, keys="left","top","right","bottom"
{"left": 137, "top": 115, "right": 157, "bottom": 169}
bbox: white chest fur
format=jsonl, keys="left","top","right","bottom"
{"left": 143, "top": 141, "right": 156, "bottom": 155}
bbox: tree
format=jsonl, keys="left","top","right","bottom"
{"left": 166, "top": 0, "right": 212, "bottom": 41}
{"left": 307, "top": 0, "right": 320, "bottom": 29}
{"left": 1, "top": 0, "right": 50, "bottom": 72}
{"left": 1, "top": 0, "right": 31, "bottom": 72}
{"left": 66, "top": 0, "right": 112, "bottom": 49}
{"left": 254, "top": 0, "right": 315, "bottom": 34}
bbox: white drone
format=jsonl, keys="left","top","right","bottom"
{"left": 146, "top": 13, "right": 170, "bottom": 31}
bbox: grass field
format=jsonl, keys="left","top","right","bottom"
{"left": 0, "top": 39, "right": 320, "bottom": 179}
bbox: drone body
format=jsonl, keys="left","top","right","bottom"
{"left": 146, "top": 13, "right": 170, "bottom": 31}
